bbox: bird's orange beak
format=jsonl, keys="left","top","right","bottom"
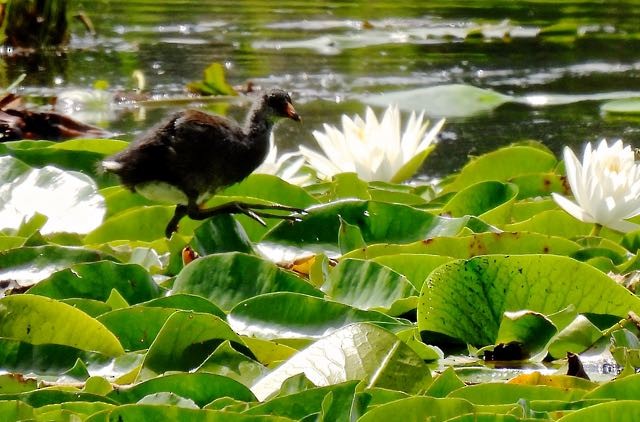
{"left": 285, "top": 102, "right": 301, "bottom": 122}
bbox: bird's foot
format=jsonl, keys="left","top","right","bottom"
{"left": 193, "top": 201, "right": 306, "bottom": 227}
{"left": 165, "top": 204, "right": 188, "bottom": 238}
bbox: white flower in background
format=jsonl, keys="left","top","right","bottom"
{"left": 255, "top": 133, "right": 311, "bottom": 186}
{"left": 552, "top": 139, "right": 640, "bottom": 233}
{"left": 300, "top": 104, "right": 445, "bottom": 182}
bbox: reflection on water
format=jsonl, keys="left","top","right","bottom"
{"left": 5, "top": 1, "right": 640, "bottom": 176}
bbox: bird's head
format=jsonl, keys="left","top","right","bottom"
{"left": 264, "top": 89, "right": 301, "bottom": 122}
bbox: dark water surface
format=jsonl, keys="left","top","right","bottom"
{"left": 6, "top": 1, "right": 640, "bottom": 176}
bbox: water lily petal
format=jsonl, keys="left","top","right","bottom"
{"left": 551, "top": 193, "right": 596, "bottom": 224}
{"left": 303, "top": 104, "right": 444, "bottom": 182}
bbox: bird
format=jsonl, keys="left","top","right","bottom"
{"left": 102, "top": 88, "right": 304, "bottom": 237}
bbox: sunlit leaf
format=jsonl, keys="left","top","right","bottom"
{"left": 418, "top": 255, "right": 640, "bottom": 347}
{"left": 0, "top": 155, "right": 105, "bottom": 234}
{"left": 443, "top": 144, "right": 557, "bottom": 193}
{"left": 263, "top": 199, "right": 470, "bottom": 254}
{"left": 171, "top": 252, "right": 321, "bottom": 311}
{"left": 449, "top": 382, "right": 586, "bottom": 404}
{"left": 142, "top": 311, "right": 243, "bottom": 376}
{"left": 227, "top": 292, "right": 399, "bottom": 341}
{"left": 345, "top": 232, "right": 580, "bottom": 261}
{"left": 0, "top": 295, "right": 124, "bottom": 357}
{"left": 442, "top": 181, "right": 518, "bottom": 224}
{"left": 356, "top": 396, "right": 474, "bottom": 422}
{"left": 28, "top": 261, "right": 162, "bottom": 304}
{"left": 108, "top": 373, "right": 255, "bottom": 407}
{"left": 363, "top": 84, "right": 511, "bottom": 117}
{"left": 322, "top": 258, "right": 416, "bottom": 312}
{"left": 0, "top": 245, "right": 107, "bottom": 287}
{"left": 250, "top": 323, "right": 431, "bottom": 401}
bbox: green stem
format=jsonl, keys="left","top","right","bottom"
{"left": 589, "top": 223, "right": 602, "bottom": 237}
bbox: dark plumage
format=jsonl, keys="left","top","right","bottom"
{"left": 103, "top": 89, "right": 303, "bottom": 237}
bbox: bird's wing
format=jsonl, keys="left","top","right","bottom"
{"left": 171, "top": 109, "right": 244, "bottom": 152}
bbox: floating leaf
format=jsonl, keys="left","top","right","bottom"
{"left": 186, "top": 62, "right": 237, "bottom": 96}
{"left": 418, "top": 255, "right": 640, "bottom": 347}
{"left": 322, "top": 259, "right": 416, "bottom": 312}
{"left": 28, "top": 261, "right": 161, "bottom": 304}
{"left": 0, "top": 295, "right": 124, "bottom": 357}
{"left": 0, "top": 245, "right": 107, "bottom": 287}
{"left": 346, "top": 232, "right": 580, "bottom": 261}
{"left": 191, "top": 214, "right": 254, "bottom": 255}
{"left": 263, "top": 200, "right": 470, "bottom": 254}
{"left": 108, "top": 373, "right": 255, "bottom": 407}
{"left": 356, "top": 396, "right": 474, "bottom": 422}
{"left": 142, "top": 311, "right": 243, "bottom": 376}
{"left": 251, "top": 323, "right": 431, "bottom": 401}
{"left": 449, "top": 383, "right": 586, "bottom": 404}
{"left": 554, "top": 400, "right": 640, "bottom": 421}
{"left": 495, "top": 310, "right": 557, "bottom": 357}
{"left": 171, "top": 252, "right": 321, "bottom": 311}
{"left": 443, "top": 144, "right": 557, "bottom": 193}
{"left": 245, "top": 381, "right": 359, "bottom": 420}
{"left": 601, "top": 98, "right": 640, "bottom": 115}
{"left": 228, "top": 292, "right": 399, "bottom": 340}
{"left": 0, "top": 156, "right": 105, "bottom": 234}
{"left": 362, "top": 84, "right": 511, "bottom": 117}
{"left": 442, "top": 181, "right": 518, "bottom": 224}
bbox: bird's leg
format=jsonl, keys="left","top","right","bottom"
{"left": 165, "top": 204, "right": 189, "bottom": 238}
{"left": 187, "top": 201, "right": 306, "bottom": 226}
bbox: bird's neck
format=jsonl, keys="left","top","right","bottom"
{"left": 243, "top": 106, "right": 275, "bottom": 168}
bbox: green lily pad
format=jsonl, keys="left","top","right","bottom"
{"left": 601, "top": 98, "right": 640, "bottom": 115}
{"left": 171, "top": 252, "right": 320, "bottom": 311}
{"left": 345, "top": 232, "right": 580, "bottom": 261}
{"left": 0, "top": 156, "right": 105, "bottom": 234}
{"left": 250, "top": 323, "right": 431, "bottom": 401}
{"left": 28, "top": 261, "right": 161, "bottom": 304}
{"left": 418, "top": 255, "right": 640, "bottom": 347}
{"left": 443, "top": 144, "right": 557, "bottom": 193}
{"left": 0, "top": 295, "right": 124, "bottom": 357}
{"left": 0, "top": 245, "right": 107, "bottom": 287}
{"left": 362, "top": 84, "right": 511, "bottom": 117}
{"left": 357, "top": 396, "right": 475, "bottom": 422}
{"left": 322, "top": 258, "right": 416, "bottom": 312}
{"left": 227, "top": 292, "right": 399, "bottom": 340}
{"left": 108, "top": 373, "right": 255, "bottom": 407}
{"left": 442, "top": 181, "right": 518, "bottom": 224}
{"left": 142, "top": 311, "right": 243, "bottom": 376}
{"left": 449, "top": 383, "right": 586, "bottom": 404}
{"left": 263, "top": 200, "right": 470, "bottom": 254}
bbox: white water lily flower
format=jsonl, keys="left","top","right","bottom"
{"left": 255, "top": 133, "right": 312, "bottom": 186}
{"left": 300, "top": 104, "right": 445, "bottom": 182}
{"left": 552, "top": 139, "right": 640, "bottom": 233}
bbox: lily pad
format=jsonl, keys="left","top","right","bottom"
{"left": 227, "top": 292, "right": 399, "bottom": 340}
{"left": 322, "top": 258, "right": 416, "bottom": 312}
{"left": 0, "top": 155, "right": 105, "bottom": 234}
{"left": 28, "top": 261, "right": 162, "bottom": 304}
{"left": 250, "top": 323, "right": 431, "bottom": 401}
{"left": 0, "top": 295, "right": 124, "bottom": 357}
{"left": 418, "top": 255, "right": 640, "bottom": 347}
{"left": 362, "top": 84, "right": 511, "bottom": 118}
{"left": 263, "top": 199, "right": 470, "bottom": 254}
{"left": 443, "top": 144, "right": 557, "bottom": 193}
{"left": 171, "top": 252, "right": 321, "bottom": 311}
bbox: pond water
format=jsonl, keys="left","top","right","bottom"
{"left": 6, "top": 1, "right": 640, "bottom": 177}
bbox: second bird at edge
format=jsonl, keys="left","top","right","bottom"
{"left": 102, "top": 88, "right": 304, "bottom": 237}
